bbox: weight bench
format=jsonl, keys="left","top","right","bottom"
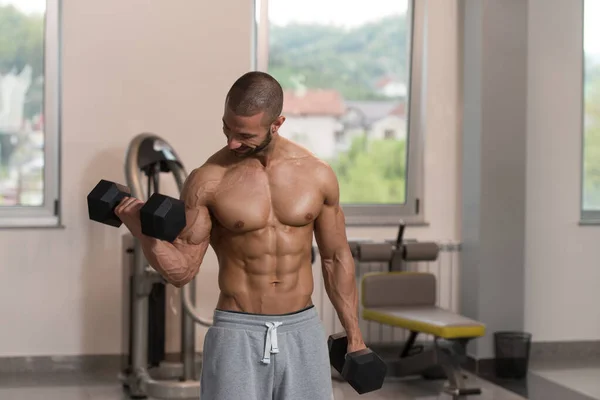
{"left": 361, "top": 271, "right": 486, "bottom": 397}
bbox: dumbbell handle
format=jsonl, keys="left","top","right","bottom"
{"left": 93, "top": 179, "right": 178, "bottom": 214}
{"left": 345, "top": 348, "right": 373, "bottom": 359}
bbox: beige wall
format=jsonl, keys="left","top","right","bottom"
{"left": 0, "top": 0, "right": 254, "bottom": 356}
{"left": 0, "top": 0, "right": 461, "bottom": 357}
{"left": 9, "top": 0, "right": 598, "bottom": 358}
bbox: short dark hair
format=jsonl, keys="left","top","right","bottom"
{"left": 225, "top": 71, "right": 284, "bottom": 125}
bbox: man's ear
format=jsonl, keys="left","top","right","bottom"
{"left": 272, "top": 115, "right": 286, "bottom": 133}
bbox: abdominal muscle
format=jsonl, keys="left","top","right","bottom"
{"left": 212, "top": 226, "right": 316, "bottom": 315}
{"left": 213, "top": 227, "right": 313, "bottom": 315}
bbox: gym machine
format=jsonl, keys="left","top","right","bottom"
{"left": 118, "top": 133, "right": 213, "bottom": 399}
{"left": 350, "top": 223, "right": 485, "bottom": 397}
{"left": 340, "top": 222, "right": 443, "bottom": 379}
{"left": 348, "top": 223, "right": 445, "bottom": 379}
{"left": 348, "top": 223, "right": 440, "bottom": 272}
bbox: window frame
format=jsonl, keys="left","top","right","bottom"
{"left": 253, "top": 0, "right": 426, "bottom": 226}
{"left": 0, "top": 0, "right": 62, "bottom": 228}
{"left": 580, "top": 0, "right": 600, "bottom": 224}
{"left": 580, "top": 0, "right": 593, "bottom": 223}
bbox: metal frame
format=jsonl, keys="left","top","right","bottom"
{"left": 0, "top": 0, "right": 62, "bottom": 228}
{"left": 253, "top": 0, "right": 427, "bottom": 226}
{"left": 351, "top": 237, "right": 482, "bottom": 397}
{"left": 120, "top": 133, "right": 212, "bottom": 399}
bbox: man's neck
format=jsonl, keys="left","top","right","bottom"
{"left": 254, "top": 135, "right": 281, "bottom": 167}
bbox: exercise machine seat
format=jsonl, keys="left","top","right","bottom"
{"left": 361, "top": 272, "right": 486, "bottom": 339}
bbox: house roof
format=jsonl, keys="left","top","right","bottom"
{"left": 389, "top": 103, "right": 406, "bottom": 117}
{"left": 375, "top": 76, "right": 395, "bottom": 88}
{"left": 345, "top": 100, "right": 397, "bottom": 119}
{"left": 283, "top": 89, "right": 346, "bottom": 116}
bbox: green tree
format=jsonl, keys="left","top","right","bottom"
{"left": 330, "top": 135, "right": 406, "bottom": 204}
{"left": 0, "top": 5, "right": 45, "bottom": 168}
{"left": 0, "top": 5, "right": 44, "bottom": 120}
{"left": 0, "top": 5, "right": 44, "bottom": 78}
{"left": 268, "top": 14, "right": 409, "bottom": 101}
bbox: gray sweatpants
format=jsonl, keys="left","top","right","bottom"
{"left": 200, "top": 305, "right": 333, "bottom": 400}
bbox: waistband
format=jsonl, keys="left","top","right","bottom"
{"left": 212, "top": 305, "right": 320, "bottom": 333}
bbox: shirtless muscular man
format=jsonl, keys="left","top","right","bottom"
{"left": 115, "top": 71, "right": 366, "bottom": 400}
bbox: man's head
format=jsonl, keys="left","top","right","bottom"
{"left": 222, "top": 71, "right": 286, "bottom": 157}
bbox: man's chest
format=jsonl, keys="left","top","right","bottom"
{"left": 209, "top": 165, "right": 323, "bottom": 231}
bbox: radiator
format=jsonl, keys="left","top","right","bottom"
{"left": 313, "top": 241, "right": 462, "bottom": 345}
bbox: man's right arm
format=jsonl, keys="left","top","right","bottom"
{"left": 139, "top": 166, "right": 216, "bottom": 288}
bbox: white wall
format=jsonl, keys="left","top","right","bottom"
{"left": 525, "top": 0, "right": 600, "bottom": 341}
{"left": 370, "top": 115, "right": 407, "bottom": 140}
{"left": 0, "top": 0, "right": 462, "bottom": 357}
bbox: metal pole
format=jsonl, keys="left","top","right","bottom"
{"left": 132, "top": 238, "right": 149, "bottom": 373}
{"left": 125, "top": 134, "right": 152, "bottom": 381}
{"left": 181, "top": 278, "right": 196, "bottom": 380}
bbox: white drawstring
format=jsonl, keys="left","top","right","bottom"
{"left": 261, "top": 322, "right": 283, "bottom": 364}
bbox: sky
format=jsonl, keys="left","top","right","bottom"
{"left": 584, "top": 0, "right": 600, "bottom": 55}
{"left": 0, "top": 0, "right": 44, "bottom": 14}
{"left": 2, "top": 0, "right": 599, "bottom": 54}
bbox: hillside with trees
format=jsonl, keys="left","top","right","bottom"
{"left": 268, "top": 14, "right": 409, "bottom": 101}
{"left": 0, "top": 5, "right": 44, "bottom": 120}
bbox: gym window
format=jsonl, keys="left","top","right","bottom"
{"left": 582, "top": 0, "right": 600, "bottom": 223}
{"left": 253, "top": 0, "right": 426, "bottom": 225}
{"left": 0, "top": 0, "right": 61, "bottom": 228}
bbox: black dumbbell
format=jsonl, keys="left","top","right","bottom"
{"left": 328, "top": 332, "right": 387, "bottom": 394}
{"left": 87, "top": 179, "right": 186, "bottom": 243}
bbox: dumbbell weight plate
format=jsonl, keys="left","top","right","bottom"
{"left": 328, "top": 332, "right": 387, "bottom": 394}
{"left": 328, "top": 332, "right": 348, "bottom": 374}
{"left": 342, "top": 348, "right": 387, "bottom": 394}
{"left": 87, "top": 179, "right": 131, "bottom": 227}
{"left": 140, "top": 193, "right": 187, "bottom": 243}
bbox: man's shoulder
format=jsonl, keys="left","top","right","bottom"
{"left": 289, "top": 148, "right": 339, "bottom": 201}
{"left": 297, "top": 152, "right": 336, "bottom": 181}
{"left": 181, "top": 152, "right": 230, "bottom": 204}
{"left": 284, "top": 146, "right": 338, "bottom": 198}
{"left": 189, "top": 164, "right": 223, "bottom": 183}
{"left": 285, "top": 140, "right": 333, "bottom": 171}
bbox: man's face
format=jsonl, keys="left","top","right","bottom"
{"left": 222, "top": 106, "right": 284, "bottom": 158}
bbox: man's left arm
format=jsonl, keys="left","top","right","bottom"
{"left": 313, "top": 163, "right": 365, "bottom": 352}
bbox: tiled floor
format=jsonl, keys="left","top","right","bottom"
{"left": 529, "top": 359, "right": 600, "bottom": 400}
{"left": 1, "top": 359, "right": 599, "bottom": 400}
{"left": 0, "top": 368, "right": 528, "bottom": 400}
{"left": 474, "top": 357, "right": 600, "bottom": 400}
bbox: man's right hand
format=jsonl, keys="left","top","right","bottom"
{"left": 115, "top": 197, "right": 145, "bottom": 239}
